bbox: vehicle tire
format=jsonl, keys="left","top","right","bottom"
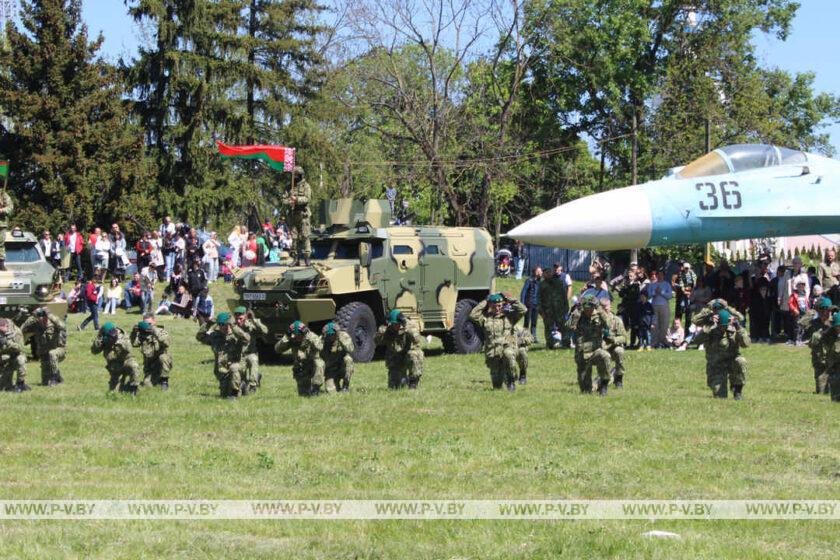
{"left": 443, "top": 298, "right": 483, "bottom": 354}
{"left": 336, "top": 301, "right": 377, "bottom": 363}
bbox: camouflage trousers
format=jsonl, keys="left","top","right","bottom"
{"left": 216, "top": 363, "right": 243, "bottom": 398}
{"left": 293, "top": 358, "right": 325, "bottom": 396}
{"left": 541, "top": 309, "right": 568, "bottom": 348}
{"left": 324, "top": 356, "right": 353, "bottom": 392}
{"left": 38, "top": 348, "right": 65, "bottom": 385}
{"left": 811, "top": 353, "right": 829, "bottom": 395}
{"left": 386, "top": 350, "right": 424, "bottom": 389}
{"left": 706, "top": 356, "right": 747, "bottom": 398}
{"left": 0, "top": 226, "right": 5, "bottom": 260}
{"left": 607, "top": 345, "right": 625, "bottom": 378}
{"left": 243, "top": 353, "right": 260, "bottom": 390}
{"left": 830, "top": 371, "right": 840, "bottom": 402}
{"left": 107, "top": 359, "right": 140, "bottom": 392}
{"left": 0, "top": 355, "right": 26, "bottom": 390}
{"left": 485, "top": 347, "right": 519, "bottom": 388}
{"left": 575, "top": 349, "right": 610, "bottom": 393}
{"left": 142, "top": 355, "right": 172, "bottom": 386}
{"left": 289, "top": 213, "right": 311, "bottom": 260}
{"left": 517, "top": 347, "right": 528, "bottom": 380}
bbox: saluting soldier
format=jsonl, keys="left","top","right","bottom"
{"left": 275, "top": 320, "right": 325, "bottom": 396}
{"left": 601, "top": 298, "right": 628, "bottom": 388}
{"left": 20, "top": 307, "right": 66, "bottom": 386}
{"left": 375, "top": 310, "right": 424, "bottom": 389}
{"left": 91, "top": 322, "right": 140, "bottom": 395}
{"left": 694, "top": 310, "right": 749, "bottom": 400}
{"left": 234, "top": 306, "right": 268, "bottom": 395}
{"left": 196, "top": 312, "right": 251, "bottom": 399}
{"left": 130, "top": 317, "right": 172, "bottom": 390}
{"left": 321, "top": 321, "right": 354, "bottom": 392}
{"left": 566, "top": 295, "right": 612, "bottom": 395}
{"left": 693, "top": 298, "right": 744, "bottom": 328}
{"left": 0, "top": 318, "right": 28, "bottom": 392}
{"left": 470, "top": 293, "right": 526, "bottom": 391}
{"left": 285, "top": 166, "right": 312, "bottom": 266}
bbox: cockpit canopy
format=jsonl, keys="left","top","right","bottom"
{"left": 677, "top": 144, "right": 807, "bottom": 179}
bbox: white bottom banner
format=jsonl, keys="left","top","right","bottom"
{"left": 0, "top": 500, "right": 839, "bottom": 520}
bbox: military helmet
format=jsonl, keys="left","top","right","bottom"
{"left": 488, "top": 293, "right": 504, "bottom": 303}
{"left": 216, "top": 312, "right": 231, "bottom": 325}
{"left": 833, "top": 312, "right": 840, "bottom": 328}
{"left": 233, "top": 306, "right": 247, "bottom": 315}
{"left": 816, "top": 297, "right": 833, "bottom": 311}
{"left": 718, "top": 309, "right": 732, "bottom": 326}
{"left": 138, "top": 321, "right": 153, "bottom": 332}
{"left": 581, "top": 294, "right": 597, "bottom": 308}
{"left": 388, "top": 309, "right": 404, "bottom": 325}
{"left": 323, "top": 322, "right": 337, "bottom": 336}
{"left": 289, "top": 320, "right": 308, "bottom": 335}
{"left": 101, "top": 322, "right": 116, "bottom": 335}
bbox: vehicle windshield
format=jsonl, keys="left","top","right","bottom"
{"left": 6, "top": 242, "right": 43, "bottom": 264}
{"left": 677, "top": 144, "right": 807, "bottom": 178}
{"left": 310, "top": 240, "right": 360, "bottom": 260}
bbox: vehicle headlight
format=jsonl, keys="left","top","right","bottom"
{"left": 35, "top": 284, "right": 51, "bottom": 301}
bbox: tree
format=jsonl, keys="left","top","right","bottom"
{"left": 0, "top": 0, "right": 150, "bottom": 234}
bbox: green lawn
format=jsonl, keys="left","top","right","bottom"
{"left": 0, "top": 278, "right": 838, "bottom": 559}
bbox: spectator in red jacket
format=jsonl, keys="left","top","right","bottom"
{"left": 135, "top": 232, "right": 153, "bottom": 271}
{"left": 64, "top": 224, "right": 85, "bottom": 281}
{"left": 788, "top": 280, "right": 811, "bottom": 346}
{"left": 78, "top": 276, "right": 103, "bottom": 331}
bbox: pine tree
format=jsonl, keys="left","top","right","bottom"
{"left": 0, "top": 0, "right": 150, "bottom": 233}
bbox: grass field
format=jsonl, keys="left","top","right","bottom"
{"left": 1, "top": 278, "right": 839, "bottom": 559}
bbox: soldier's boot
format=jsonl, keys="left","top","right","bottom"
{"left": 506, "top": 380, "right": 516, "bottom": 392}
{"left": 48, "top": 376, "right": 59, "bottom": 386}
{"left": 400, "top": 376, "right": 409, "bottom": 389}
{"left": 614, "top": 375, "right": 623, "bottom": 389}
{"left": 240, "top": 381, "right": 249, "bottom": 396}
{"left": 518, "top": 374, "right": 527, "bottom": 385}
{"left": 341, "top": 378, "right": 350, "bottom": 392}
{"left": 408, "top": 377, "right": 419, "bottom": 390}
{"left": 309, "top": 384, "right": 321, "bottom": 397}
{"left": 733, "top": 385, "right": 744, "bottom": 400}
{"left": 712, "top": 384, "right": 728, "bottom": 399}
{"left": 161, "top": 378, "right": 169, "bottom": 391}
{"left": 15, "top": 381, "right": 31, "bottom": 392}
{"left": 129, "top": 384, "right": 138, "bottom": 396}
{"left": 55, "top": 372, "right": 64, "bottom": 384}
{"left": 597, "top": 379, "right": 608, "bottom": 396}
{"left": 0, "top": 259, "right": 6, "bottom": 271}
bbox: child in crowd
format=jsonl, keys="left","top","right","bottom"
{"left": 104, "top": 278, "right": 122, "bottom": 315}
{"left": 637, "top": 291, "right": 654, "bottom": 351}
{"left": 787, "top": 280, "right": 810, "bottom": 346}
{"left": 666, "top": 318, "right": 685, "bottom": 348}
{"left": 222, "top": 255, "right": 233, "bottom": 283}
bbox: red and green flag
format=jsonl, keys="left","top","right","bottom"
{"left": 0, "top": 161, "right": 8, "bottom": 178}
{"left": 217, "top": 141, "right": 295, "bottom": 171}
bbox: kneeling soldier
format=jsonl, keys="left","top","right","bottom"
{"left": 694, "top": 298, "right": 744, "bottom": 327}
{"left": 801, "top": 297, "right": 836, "bottom": 394}
{"left": 816, "top": 312, "right": 840, "bottom": 402}
{"left": 695, "top": 309, "right": 749, "bottom": 399}
{"left": 470, "top": 293, "right": 526, "bottom": 391}
{"left": 197, "top": 312, "right": 250, "bottom": 399}
{"left": 91, "top": 322, "right": 140, "bottom": 395}
{"left": 567, "top": 295, "right": 612, "bottom": 395}
{"left": 601, "top": 298, "right": 628, "bottom": 388}
{"left": 375, "top": 310, "right": 424, "bottom": 389}
{"left": 130, "top": 318, "right": 172, "bottom": 390}
{"left": 0, "top": 318, "right": 28, "bottom": 392}
{"left": 321, "top": 321, "right": 354, "bottom": 392}
{"left": 20, "top": 307, "right": 66, "bottom": 386}
{"left": 234, "top": 306, "right": 268, "bottom": 395}
{"left": 275, "top": 321, "right": 324, "bottom": 396}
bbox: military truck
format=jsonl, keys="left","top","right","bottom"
{"left": 0, "top": 229, "right": 66, "bottom": 321}
{"left": 233, "top": 199, "right": 495, "bottom": 362}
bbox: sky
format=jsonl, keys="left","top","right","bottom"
{"left": 79, "top": 0, "right": 840, "bottom": 153}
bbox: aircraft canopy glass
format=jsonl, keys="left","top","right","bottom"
{"left": 677, "top": 144, "right": 807, "bottom": 178}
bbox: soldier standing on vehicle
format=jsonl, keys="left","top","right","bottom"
{"left": 130, "top": 317, "right": 172, "bottom": 390}
{"left": 321, "top": 321, "right": 354, "bottom": 392}
{"left": 91, "top": 322, "right": 140, "bottom": 395}
{"left": 800, "top": 297, "right": 836, "bottom": 394}
{"left": 196, "top": 312, "right": 250, "bottom": 399}
{"left": 234, "top": 306, "right": 268, "bottom": 395}
{"left": 275, "top": 320, "right": 324, "bottom": 396}
{"left": 694, "top": 310, "right": 749, "bottom": 400}
{"left": 601, "top": 298, "right": 628, "bottom": 388}
{"left": 567, "top": 295, "right": 612, "bottom": 395}
{"left": 470, "top": 293, "right": 526, "bottom": 391}
{"left": 21, "top": 307, "right": 66, "bottom": 386}
{"left": 375, "top": 310, "right": 424, "bottom": 389}
{"left": 285, "top": 166, "right": 312, "bottom": 266}
{"left": 0, "top": 183, "right": 13, "bottom": 271}
{"left": 0, "top": 318, "right": 28, "bottom": 392}
{"left": 515, "top": 327, "right": 534, "bottom": 385}
{"left": 819, "top": 312, "right": 840, "bottom": 401}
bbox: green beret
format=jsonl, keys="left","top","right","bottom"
{"left": 324, "top": 322, "right": 337, "bottom": 336}
{"left": 388, "top": 309, "right": 403, "bottom": 325}
{"left": 233, "top": 306, "right": 247, "bottom": 315}
{"left": 488, "top": 293, "right": 504, "bottom": 303}
{"left": 216, "top": 312, "right": 231, "bottom": 325}
{"left": 101, "top": 322, "right": 116, "bottom": 335}
{"left": 710, "top": 299, "right": 725, "bottom": 311}
{"left": 138, "top": 321, "right": 153, "bottom": 332}
{"left": 581, "top": 295, "right": 597, "bottom": 308}
{"left": 718, "top": 310, "right": 731, "bottom": 326}
{"left": 289, "top": 320, "right": 307, "bottom": 335}
{"left": 816, "top": 297, "right": 833, "bottom": 311}
{"left": 35, "top": 307, "right": 48, "bottom": 317}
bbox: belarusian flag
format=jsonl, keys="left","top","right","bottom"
{"left": 0, "top": 161, "right": 8, "bottom": 178}
{"left": 217, "top": 141, "right": 295, "bottom": 171}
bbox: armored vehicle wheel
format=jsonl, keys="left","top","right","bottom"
{"left": 443, "top": 298, "right": 483, "bottom": 354}
{"left": 337, "top": 302, "right": 377, "bottom": 363}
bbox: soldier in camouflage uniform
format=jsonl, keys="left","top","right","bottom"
{"left": 470, "top": 293, "right": 526, "bottom": 391}
{"left": 321, "top": 321, "right": 354, "bottom": 392}
{"left": 275, "top": 320, "right": 325, "bottom": 396}
{"left": 566, "top": 295, "right": 612, "bottom": 395}
{"left": 693, "top": 298, "right": 744, "bottom": 327}
{"left": 130, "top": 317, "right": 172, "bottom": 390}
{"left": 375, "top": 309, "right": 424, "bottom": 389}
{"left": 799, "top": 297, "right": 836, "bottom": 394}
{"left": 91, "top": 322, "right": 140, "bottom": 395}
{"left": 197, "top": 312, "right": 251, "bottom": 399}
{"left": 818, "top": 312, "right": 840, "bottom": 401}
{"left": 21, "top": 307, "right": 66, "bottom": 386}
{"left": 0, "top": 187, "right": 12, "bottom": 270}
{"left": 694, "top": 310, "right": 749, "bottom": 399}
{"left": 539, "top": 264, "right": 571, "bottom": 349}
{"left": 601, "top": 298, "right": 628, "bottom": 388}
{"left": 515, "top": 327, "right": 534, "bottom": 385}
{"left": 234, "top": 306, "right": 268, "bottom": 395}
{"left": 0, "top": 318, "right": 28, "bottom": 392}
{"left": 285, "top": 166, "right": 312, "bottom": 266}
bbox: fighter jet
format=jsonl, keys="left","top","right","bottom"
{"left": 508, "top": 144, "right": 840, "bottom": 250}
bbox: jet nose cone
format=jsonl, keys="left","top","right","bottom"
{"left": 508, "top": 186, "right": 653, "bottom": 250}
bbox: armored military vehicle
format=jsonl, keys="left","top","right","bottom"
{"left": 233, "top": 199, "right": 495, "bottom": 362}
{"left": 0, "top": 229, "right": 66, "bottom": 320}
